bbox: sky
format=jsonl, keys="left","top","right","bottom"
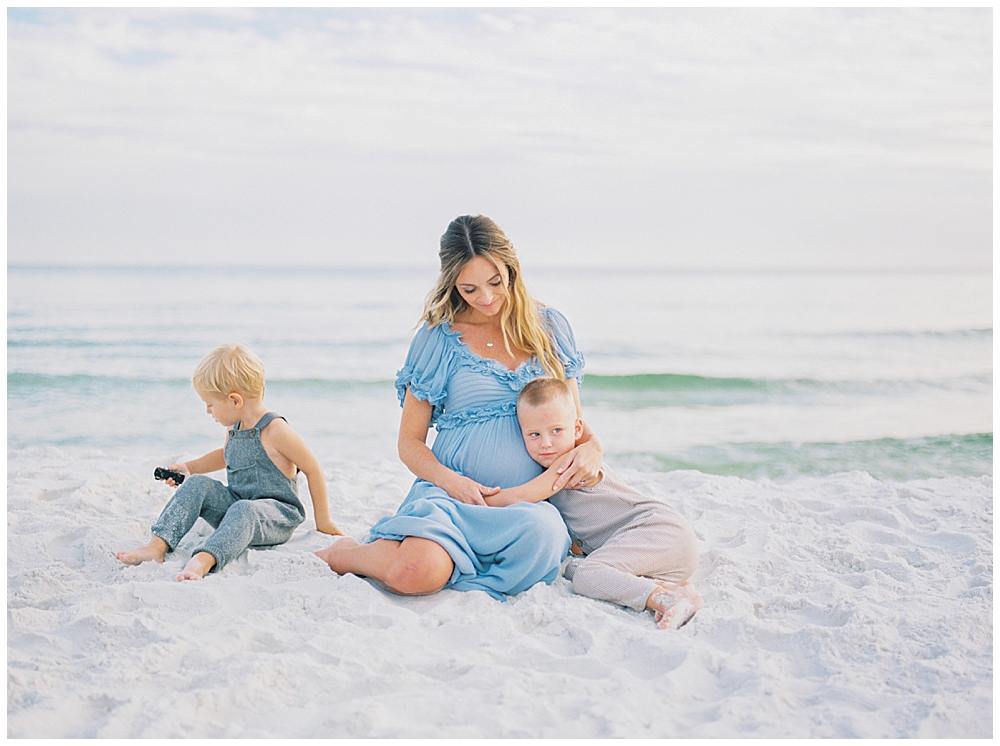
{"left": 6, "top": 7, "right": 993, "bottom": 270}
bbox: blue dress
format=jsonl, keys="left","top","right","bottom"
{"left": 369, "top": 306, "right": 582, "bottom": 599}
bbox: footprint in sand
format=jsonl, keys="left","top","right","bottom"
{"left": 46, "top": 529, "right": 88, "bottom": 569}
{"left": 622, "top": 641, "right": 687, "bottom": 680}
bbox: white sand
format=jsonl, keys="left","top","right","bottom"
{"left": 7, "top": 447, "right": 992, "bottom": 738}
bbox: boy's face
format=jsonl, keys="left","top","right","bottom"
{"left": 518, "top": 397, "right": 583, "bottom": 468}
{"left": 196, "top": 389, "right": 243, "bottom": 427}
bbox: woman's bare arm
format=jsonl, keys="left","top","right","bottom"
{"left": 398, "top": 389, "right": 500, "bottom": 506}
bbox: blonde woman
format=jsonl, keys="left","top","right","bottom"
{"left": 316, "top": 215, "right": 603, "bottom": 597}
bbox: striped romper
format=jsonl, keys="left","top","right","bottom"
{"left": 549, "top": 465, "right": 700, "bottom": 611}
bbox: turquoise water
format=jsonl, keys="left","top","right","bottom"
{"left": 615, "top": 433, "right": 993, "bottom": 481}
{"left": 579, "top": 369, "right": 992, "bottom": 408}
{"left": 7, "top": 266, "right": 992, "bottom": 480}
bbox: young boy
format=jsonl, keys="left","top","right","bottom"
{"left": 116, "top": 343, "right": 342, "bottom": 581}
{"left": 487, "top": 377, "right": 703, "bottom": 629}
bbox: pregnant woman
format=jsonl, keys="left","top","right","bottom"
{"left": 315, "top": 215, "right": 603, "bottom": 598}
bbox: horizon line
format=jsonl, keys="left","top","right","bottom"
{"left": 7, "top": 263, "right": 993, "bottom": 275}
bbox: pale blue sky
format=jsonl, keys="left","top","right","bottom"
{"left": 7, "top": 7, "right": 992, "bottom": 269}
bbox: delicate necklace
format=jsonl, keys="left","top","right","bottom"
{"left": 486, "top": 341, "right": 494, "bottom": 347}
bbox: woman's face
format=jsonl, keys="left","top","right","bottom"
{"left": 455, "top": 256, "right": 509, "bottom": 319}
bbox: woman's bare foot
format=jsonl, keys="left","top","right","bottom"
{"left": 115, "top": 536, "right": 169, "bottom": 566}
{"left": 177, "top": 551, "right": 216, "bottom": 581}
{"left": 313, "top": 537, "right": 359, "bottom": 574}
{"left": 647, "top": 582, "right": 705, "bottom": 630}
{"left": 314, "top": 536, "right": 453, "bottom": 595}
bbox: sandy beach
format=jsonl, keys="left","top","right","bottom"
{"left": 8, "top": 7, "right": 993, "bottom": 739}
{"left": 8, "top": 446, "right": 991, "bottom": 738}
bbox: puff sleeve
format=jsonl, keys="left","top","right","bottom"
{"left": 542, "top": 306, "right": 586, "bottom": 381}
{"left": 394, "top": 323, "right": 455, "bottom": 420}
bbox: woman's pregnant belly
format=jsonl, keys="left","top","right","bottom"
{"left": 432, "top": 413, "right": 544, "bottom": 489}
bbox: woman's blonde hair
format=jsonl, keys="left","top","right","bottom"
{"left": 422, "top": 215, "right": 565, "bottom": 379}
{"left": 192, "top": 343, "right": 266, "bottom": 399}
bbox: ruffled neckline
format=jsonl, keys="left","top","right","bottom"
{"left": 442, "top": 323, "right": 541, "bottom": 384}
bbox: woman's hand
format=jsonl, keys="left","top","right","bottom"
{"left": 553, "top": 381, "right": 604, "bottom": 492}
{"left": 550, "top": 438, "right": 603, "bottom": 492}
{"left": 398, "top": 391, "right": 499, "bottom": 506}
{"left": 444, "top": 474, "right": 501, "bottom": 506}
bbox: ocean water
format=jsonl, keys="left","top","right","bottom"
{"left": 7, "top": 265, "right": 992, "bottom": 481}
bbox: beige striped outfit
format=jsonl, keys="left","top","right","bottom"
{"left": 548, "top": 465, "right": 699, "bottom": 611}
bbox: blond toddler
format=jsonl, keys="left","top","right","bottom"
{"left": 116, "top": 343, "right": 341, "bottom": 580}
{"left": 487, "top": 377, "right": 703, "bottom": 629}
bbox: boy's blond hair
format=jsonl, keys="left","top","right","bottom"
{"left": 518, "top": 377, "right": 574, "bottom": 410}
{"left": 192, "top": 343, "right": 266, "bottom": 399}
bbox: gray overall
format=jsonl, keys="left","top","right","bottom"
{"left": 151, "top": 412, "right": 306, "bottom": 572}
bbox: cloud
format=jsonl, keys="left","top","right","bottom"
{"left": 7, "top": 8, "right": 993, "bottom": 268}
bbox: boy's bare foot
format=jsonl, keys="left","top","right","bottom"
{"left": 655, "top": 597, "right": 702, "bottom": 630}
{"left": 115, "top": 536, "right": 169, "bottom": 566}
{"left": 647, "top": 582, "right": 705, "bottom": 630}
{"left": 177, "top": 551, "right": 216, "bottom": 581}
{"left": 313, "top": 537, "right": 358, "bottom": 574}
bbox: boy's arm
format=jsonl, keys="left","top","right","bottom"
{"left": 485, "top": 461, "right": 604, "bottom": 507}
{"left": 167, "top": 428, "right": 231, "bottom": 481}
{"left": 267, "top": 422, "right": 343, "bottom": 536}
{"left": 176, "top": 449, "right": 226, "bottom": 476}
{"left": 484, "top": 461, "right": 566, "bottom": 507}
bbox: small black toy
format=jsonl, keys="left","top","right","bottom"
{"left": 154, "top": 467, "right": 186, "bottom": 485}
